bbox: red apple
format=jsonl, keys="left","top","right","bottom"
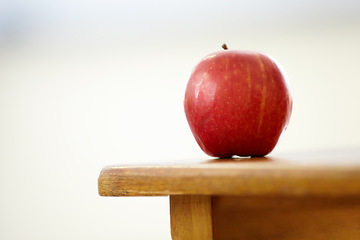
{"left": 184, "top": 46, "right": 292, "bottom": 157}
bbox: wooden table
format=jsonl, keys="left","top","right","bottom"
{"left": 98, "top": 150, "right": 360, "bottom": 240}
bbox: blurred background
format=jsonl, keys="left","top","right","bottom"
{"left": 1, "top": 0, "right": 360, "bottom": 239}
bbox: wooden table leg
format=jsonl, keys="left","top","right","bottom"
{"left": 170, "top": 195, "right": 213, "bottom": 240}
{"left": 170, "top": 195, "right": 360, "bottom": 240}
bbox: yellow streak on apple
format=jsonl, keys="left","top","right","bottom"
{"left": 256, "top": 55, "right": 267, "bottom": 137}
{"left": 256, "top": 54, "right": 266, "bottom": 80}
{"left": 246, "top": 64, "right": 251, "bottom": 88}
{"left": 257, "top": 86, "right": 267, "bottom": 137}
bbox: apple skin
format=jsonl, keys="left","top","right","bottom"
{"left": 184, "top": 50, "right": 292, "bottom": 157}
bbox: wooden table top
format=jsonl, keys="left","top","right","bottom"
{"left": 98, "top": 149, "right": 360, "bottom": 197}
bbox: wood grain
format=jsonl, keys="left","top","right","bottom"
{"left": 98, "top": 150, "right": 360, "bottom": 197}
{"left": 169, "top": 195, "right": 360, "bottom": 240}
{"left": 212, "top": 195, "right": 360, "bottom": 240}
{"left": 98, "top": 150, "right": 360, "bottom": 240}
{"left": 170, "top": 195, "right": 213, "bottom": 240}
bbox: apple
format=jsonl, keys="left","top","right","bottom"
{"left": 184, "top": 45, "right": 292, "bottom": 157}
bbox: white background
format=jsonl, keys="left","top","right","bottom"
{"left": 1, "top": 0, "right": 360, "bottom": 239}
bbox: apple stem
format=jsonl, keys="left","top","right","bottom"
{"left": 222, "top": 44, "right": 228, "bottom": 50}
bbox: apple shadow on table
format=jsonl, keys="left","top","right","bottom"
{"left": 205, "top": 156, "right": 273, "bottom": 164}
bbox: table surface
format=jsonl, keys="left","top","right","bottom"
{"left": 98, "top": 149, "right": 360, "bottom": 197}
